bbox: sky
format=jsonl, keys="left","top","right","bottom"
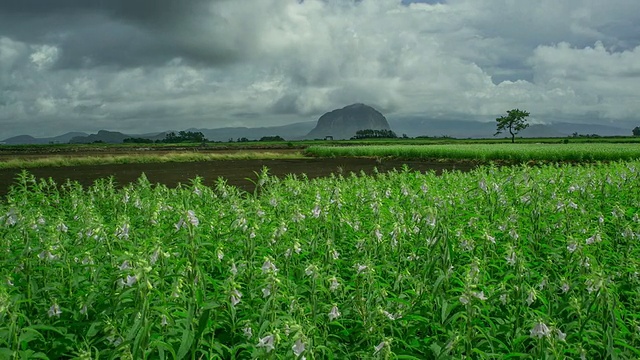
{"left": 1, "top": 0, "right": 640, "bottom": 139}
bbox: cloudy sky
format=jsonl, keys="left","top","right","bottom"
{"left": 1, "top": 0, "right": 639, "bottom": 139}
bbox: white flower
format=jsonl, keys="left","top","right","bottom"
{"left": 328, "top": 305, "right": 341, "bottom": 321}
{"left": 331, "top": 249, "right": 340, "bottom": 260}
{"left": 161, "top": 315, "right": 168, "bottom": 326}
{"left": 556, "top": 328, "right": 566, "bottom": 341}
{"left": 505, "top": 251, "right": 516, "bottom": 266}
{"left": 485, "top": 233, "right": 496, "bottom": 244}
{"left": 561, "top": 282, "right": 570, "bottom": 293}
{"left": 257, "top": 334, "right": 275, "bottom": 352}
{"left": 472, "top": 291, "right": 487, "bottom": 301}
{"left": 217, "top": 249, "right": 224, "bottom": 261}
{"left": 48, "top": 304, "right": 62, "bottom": 317}
{"left": 356, "top": 264, "right": 368, "bottom": 274}
{"left": 567, "top": 242, "right": 577, "bottom": 253}
{"left": 230, "top": 289, "right": 242, "bottom": 307}
{"left": 292, "top": 338, "right": 306, "bottom": 357}
{"left": 186, "top": 210, "right": 199, "bottom": 227}
{"left": 262, "top": 285, "right": 272, "bottom": 298}
{"left": 374, "top": 341, "right": 386, "bottom": 354}
{"left": 530, "top": 322, "right": 551, "bottom": 339}
{"left": 459, "top": 295, "right": 469, "bottom": 305}
{"left": 119, "top": 260, "right": 131, "bottom": 271}
{"left": 262, "top": 259, "right": 278, "bottom": 274}
{"left": 124, "top": 275, "right": 137, "bottom": 287}
{"left": 230, "top": 262, "right": 238, "bottom": 276}
{"left": 305, "top": 265, "right": 317, "bottom": 277}
{"left": 115, "top": 223, "right": 130, "bottom": 239}
{"left": 526, "top": 290, "right": 536, "bottom": 306}
{"left": 243, "top": 326, "right": 253, "bottom": 339}
{"left": 311, "top": 205, "right": 321, "bottom": 218}
{"left": 57, "top": 223, "right": 68, "bottom": 233}
{"left": 329, "top": 277, "right": 340, "bottom": 292}
{"left": 499, "top": 293, "right": 508, "bottom": 305}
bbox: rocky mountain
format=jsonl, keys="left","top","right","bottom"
{"left": 69, "top": 130, "right": 134, "bottom": 144}
{"left": 306, "top": 103, "right": 391, "bottom": 140}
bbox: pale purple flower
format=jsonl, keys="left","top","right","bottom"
{"left": 585, "top": 233, "right": 601, "bottom": 245}
{"left": 374, "top": 341, "right": 386, "bottom": 354}
{"left": 174, "top": 218, "right": 185, "bottom": 231}
{"left": 556, "top": 328, "right": 566, "bottom": 341}
{"left": 499, "top": 293, "right": 508, "bottom": 305}
{"left": 150, "top": 249, "right": 160, "bottom": 265}
{"left": 230, "top": 289, "right": 242, "bottom": 307}
{"left": 119, "top": 260, "right": 131, "bottom": 271}
{"left": 56, "top": 223, "right": 68, "bottom": 233}
{"left": 243, "top": 326, "right": 253, "bottom": 339}
{"left": 472, "top": 291, "right": 487, "bottom": 301}
{"left": 485, "top": 234, "right": 496, "bottom": 244}
{"left": 262, "top": 285, "right": 272, "bottom": 298}
{"left": 505, "top": 251, "right": 516, "bottom": 266}
{"left": 161, "top": 315, "right": 168, "bottom": 327}
{"left": 526, "top": 290, "right": 536, "bottom": 306}
{"left": 561, "top": 282, "right": 570, "bottom": 293}
{"left": 292, "top": 338, "right": 306, "bottom": 357}
{"left": 311, "top": 205, "right": 321, "bottom": 218}
{"left": 331, "top": 249, "right": 340, "bottom": 260}
{"left": 124, "top": 275, "right": 137, "bottom": 287}
{"left": 48, "top": 304, "right": 62, "bottom": 317}
{"left": 530, "top": 322, "right": 551, "bottom": 339}
{"left": 230, "top": 262, "right": 238, "bottom": 276}
{"left": 329, "top": 277, "right": 340, "bottom": 292}
{"left": 186, "top": 210, "right": 199, "bottom": 227}
{"left": 257, "top": 334, "right": 275, "bottom": 352}
{"left": 567, "top": 242, "right": 577, "bottom": 253}
{"left": 305, "top": 265, "right": 317, "bottom": 277}
{"left": 115, "top": 223, "right": 130, "bottom": 239}
{"left": 459, "top": 295, "right": 469, "bottom": 305}
{"left": 79, "top": 304, "right": 87, "bottom": 315}
{"left": 328, "top": 305, "right": 341, "bottom": 321}
{"left": 262, "top": 259, "right": 278, "bottom": 274}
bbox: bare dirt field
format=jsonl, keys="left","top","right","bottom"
{"left": 0, "top": 157, "right": 479, "bottom": 197}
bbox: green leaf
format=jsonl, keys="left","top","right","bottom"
{"left": 176, "top": 328, "right": 194, "bottom": 360}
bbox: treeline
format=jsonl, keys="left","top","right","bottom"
{"left": 124, "top": 131, "right": 207, "bottom": 144}
{"left": 351, "top": 129, "right": 398, "bottom": 139}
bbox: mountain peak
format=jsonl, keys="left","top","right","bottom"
{"left": 306, "top": 104, "right": 391, "bottom": 139}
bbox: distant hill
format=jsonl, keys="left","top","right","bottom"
{"left": 1, "top": 118, "right": 632, "bottom": 145}
{"left": 70, "top": 130, "right": 132, "bottom": 144}
{"left": 189, "top": 121, "right": 316, "bottom": 142}
{"left": 306, "top": 104, "right": 391, "bottom": 140}
{"left": 1, "top": 132, "right": 88, "bottom": 145}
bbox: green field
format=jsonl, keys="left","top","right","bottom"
{"left": 0, "top": 152, "right": 306, "bottom": 170}
{"left": 306, "top": 143, "right": 640, "bottom": 162}
{"left": 1, "top": 161, "right": 640, "bottom": 359}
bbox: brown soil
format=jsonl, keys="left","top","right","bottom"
{"left": 0, "top": 157, "right": 479, "bottom": 198}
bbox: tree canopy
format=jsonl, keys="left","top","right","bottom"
{"left": 494, "top": 109, "right": 530, "bottom": 143}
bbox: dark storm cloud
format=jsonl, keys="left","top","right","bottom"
{"left": 0, "top": 0, "right": 246, "bottom": 68}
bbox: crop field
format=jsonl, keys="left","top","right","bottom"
{"left": 306, "top": 143, "right": 640, "bottom": 162}
{"left": 1, "top": 161, "right": 640, "bottom": 359}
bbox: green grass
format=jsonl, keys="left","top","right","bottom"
{"left": 1, "top": 162, "right": 640, "bottom": 358}
{"left": 0, "top": 151, "right": 305, "bottom": 169}
{"left": 306, "top": 143, "right": 640, "bottom": 162}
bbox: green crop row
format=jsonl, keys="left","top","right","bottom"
{"left": 306, "top": 143, "right": 640, "bottom": 162}
{"left": 1, "top": 162, "right": 640, "bottom": 359}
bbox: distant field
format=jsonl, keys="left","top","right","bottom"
{"left": 306, "top": 143, "right": 640, "bottom": 162}
{"left": 0, "top": 151, "right": 305, "bottom": 170}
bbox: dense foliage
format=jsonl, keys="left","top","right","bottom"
{"left": 352, "top": 129, "right": 398, "bottom": 140}
{"left": 1, "top": 162, "right": 640, "bottom": 359}
{"left": 306, "top": 143, "right": 640, "bottom": 162}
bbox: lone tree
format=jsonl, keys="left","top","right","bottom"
{"left": 633, "top": 126, "right": 640, "bottom": 136}
{"left": 494, "top": 109, "right": 530, "bottom": 143}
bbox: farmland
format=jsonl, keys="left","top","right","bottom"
{"left": 1, "top": 158, "right": 640, "bottom": 358}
